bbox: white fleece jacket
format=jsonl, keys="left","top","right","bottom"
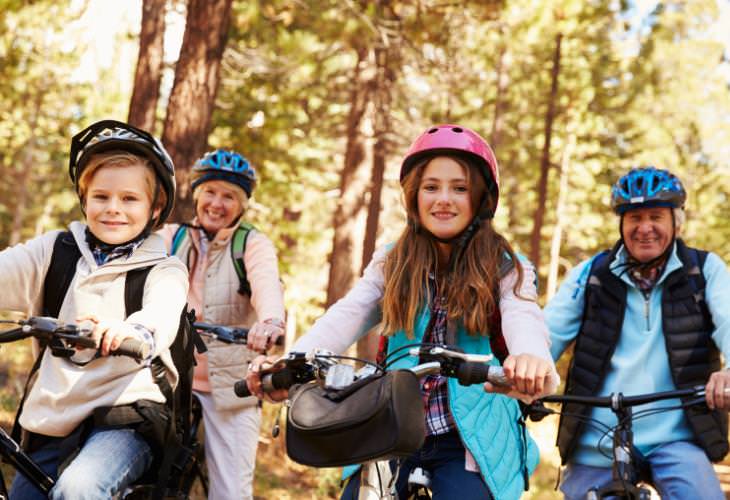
{"left": 0, "top": 221, "right": 188, "bottom": 437}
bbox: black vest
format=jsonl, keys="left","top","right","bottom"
{"left": 557, "top": 239, "right": 729, "bottom": 463}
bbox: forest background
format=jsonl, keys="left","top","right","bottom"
{"left": 2, "top": 0, "right": 730, "bottom": 498}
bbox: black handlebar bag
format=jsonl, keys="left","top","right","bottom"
{"left": 285, "top": 369, "right": 425, "bottom": 467}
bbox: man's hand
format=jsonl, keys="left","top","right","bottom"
{"left": 705, "top": 369, "right": 730, "bottom": 410}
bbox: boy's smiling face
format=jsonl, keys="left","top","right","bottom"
{"left": 84, "top": 163, "right": 159, "bottom": 244}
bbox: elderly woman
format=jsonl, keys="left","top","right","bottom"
{"left": 160, "top": 149, "right": 285, "bottom": 500}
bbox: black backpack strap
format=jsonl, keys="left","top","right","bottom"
{"left": 13, "top": 231, "right": 81, "bottom": 443}
{"left": 124, "top": 266, "right": 153, "bottom": 318}
{"left": 43, "top": 231, "right": 82, "bottom": 318}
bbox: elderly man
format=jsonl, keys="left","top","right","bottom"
{"left": 546, "top": 167, "right": 730, "bottom": 499}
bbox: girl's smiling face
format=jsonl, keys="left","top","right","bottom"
{"left": 84, "top": 163, "right": 158, "bottom": 244}
{"left": 417, "top": 156, "right": 474, "bottom": 241}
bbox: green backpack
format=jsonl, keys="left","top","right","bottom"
{"left": 171, "top": 222, "right": 256, "bottom": 296}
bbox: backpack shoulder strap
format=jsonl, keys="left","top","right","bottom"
{"left": 170, "top": 224, "right": 188, "bottom": 256}
{"left": 125, "top": 266, "right": 153, "bottom": 318}
{"left": 14, "top": 231, "right": 81, "bottom": 441}
{"left": 43, "top": 231, "right": 82, "bottom": 318}
{"left": 231, "top": 222, "right": 256, "bottom": 296}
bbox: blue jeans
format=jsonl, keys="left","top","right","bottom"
{"left": 341, "top": 431, "right": 493, "bottom": 500}
{"left": 9, "top": 427, "right": 153, "bottom": 500}
{"left": 560, "top": 441, "right": 723, "bottom": 500}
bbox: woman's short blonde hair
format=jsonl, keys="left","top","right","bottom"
{"left": 78, "top": 151, "right": 166, "bottom": 214}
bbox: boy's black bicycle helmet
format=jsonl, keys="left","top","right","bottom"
{"left": 69, "top": 119, "right": 176, "bottom": 226}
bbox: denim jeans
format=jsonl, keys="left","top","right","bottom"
{"left": 341, "top": 431, "right": 493, "bottom": 500}
{"left": 560, "top": 441, "right": 724, "bottom": 500}
{"left": 9, "top": 427, "right": 153, "bottom": 500}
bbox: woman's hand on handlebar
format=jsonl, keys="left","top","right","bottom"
{"left": 247, "top": 354, "right": 288, "bottom": 402}
{"left": 705, "top": 369, "right": 730, "bottom": 410}
{"left": 247, "top": 319, "right": 284, "bottom": 353}
{"left": 483, "top": 353, "right": 552, "bottom": 402}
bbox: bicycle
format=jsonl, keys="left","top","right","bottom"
{"left": 526, "top": 386, "right": 724, "bottom": 499}
{"left": 235, "top": 343, "right": 511, "bottom": 499}
{"left": 0, "top": 316, "right": 147, "bottom": 499}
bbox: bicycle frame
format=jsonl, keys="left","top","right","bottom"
{"left": 536, "top": 386, "right": 707, "bottom": 500}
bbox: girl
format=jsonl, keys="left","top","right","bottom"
{"left": 159, "top": 149, "right": 285, "bottom": 500}
{"left": 247, "top": 124, "right": 559, "bottom": 500}
{"left": 0, "top": 120, "right": 187, "bottom": 499}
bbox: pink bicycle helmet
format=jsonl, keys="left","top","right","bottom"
{"left": 400, "top": 124, "right": 500, "bottom": 218}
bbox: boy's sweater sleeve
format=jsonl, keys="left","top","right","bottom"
{"left": 126, "top": 257, "right": 189, "bottom": 355}
{"left": 0, "top": 231, "right": 60, "bottom": 315}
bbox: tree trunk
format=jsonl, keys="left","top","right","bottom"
{"left": 546, "top": 133, "right": 575, "bottom": 301}
{"left": 325, "top": 46, "right": 372, "bottom": 308}
{"left": 489, "top": 34, "right": 508, "bottom": 148}
{"left": 529, "top": 33, "right": 562, "bottom": 272}
{"left": 162, "top": 0, "right": 233, "bottom": 223}
{"left": 128, "top": 0, "right": 166, "bottom": 132}
{"left": 359, "top": 4, "right": 400, "bottom": 362}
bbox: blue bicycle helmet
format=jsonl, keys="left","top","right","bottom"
{"left": 191, "top": 149, "right": 256, "bottom": 197}
{"left": 610, "top": 167, "right": 686, "bottom": 214}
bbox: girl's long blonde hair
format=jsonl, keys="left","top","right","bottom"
{"left": 381, "top": 156, "right": 525, "bottom": 337}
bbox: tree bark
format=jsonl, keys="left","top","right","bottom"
{"left": 546, "top": 133, "right": 574, "bottom": 301}
{"left": 162, "top": 0, "right": 233, "bottom": 223}
{"left": 128, "top": 0, "right": 166, "bottom": 132}
{"left": 325, "top": 46, "right": 372, "bottom": 308}
{"left": 529, "top": 33, "right": 562, "bottom": 272}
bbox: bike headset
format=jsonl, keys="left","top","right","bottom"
{"left": 610, "top": 166, "right": 687, "bottom": 273}
{"left": 69, "top": 119, "right": 176, "bottom": 232}
{"left": 399, "top": 124, "right": 500, "bottom": 266}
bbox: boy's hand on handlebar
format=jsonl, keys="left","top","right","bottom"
{"left": 247, "top": 319, "right": 284, "bottom": 353}
{"left": 484, "top": 353, "right": 552, "bottom": 402}
{"left": 705, "top": 369, "right": 730, "bottom": 410}
{"left": 247, "top": 354, "right": 288, "bottom": 402}
{"left": 78, "top": 315, "right": 144, "bottom": 357}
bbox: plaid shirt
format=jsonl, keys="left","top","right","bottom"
{"left": 422, "top": 289, "right": 456, "bottom": 436}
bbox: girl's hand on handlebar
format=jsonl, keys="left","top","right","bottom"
{"left": 484, "top": 353, "right": 552, "bottom": 402}
{"left": 247, "top": 354, "right": 288, "bottom": 402}
{"left": 705, "top": 369, "right": 730, "bottom": 410}
{"left": 247, "top": 319, "right": 284, "bottom": 353}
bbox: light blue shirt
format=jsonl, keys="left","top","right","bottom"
{"left": 546, "top": 242, "right": 730, "bottom": 467}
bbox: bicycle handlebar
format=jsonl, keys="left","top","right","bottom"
{"left": 193, "top": 321, "right": 284, "bottom": 346}
{"left": 0, "top": 317, "right": 148, "bottom": 361}
{"left": 233, "top": 344, "right": 510, "bottom": 398}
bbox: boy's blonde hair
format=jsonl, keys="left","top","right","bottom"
{"left": 78, "top": 151, "right": 167, "bottom": 215}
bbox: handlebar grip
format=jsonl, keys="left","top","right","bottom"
{"left": 112, "top": 338, "right": 150, "bottom": 361}
{"left": 263, "top": 368, "right": 295, "bottom": 392}
{"left": 234, "top": 368, "right": 295, "bottom": 398}
{"left": 456, "top": 363, "right": 511, "bottom": 387}
{"left": 234, "top": 379, "right": 252, "bottom": 398}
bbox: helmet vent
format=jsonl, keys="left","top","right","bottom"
{"left": 428, "top": 128, "right": 438, "bottom": 134}
{"left": 452, "top": 127, "right": 463, "bottom": 133}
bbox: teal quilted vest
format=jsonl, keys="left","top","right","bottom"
{"left": 342, "top": 307, "right": 538, "bottom": 500}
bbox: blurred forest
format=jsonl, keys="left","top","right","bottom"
{"left": 2, "top": 0, "right": 730, "bottom": 497}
